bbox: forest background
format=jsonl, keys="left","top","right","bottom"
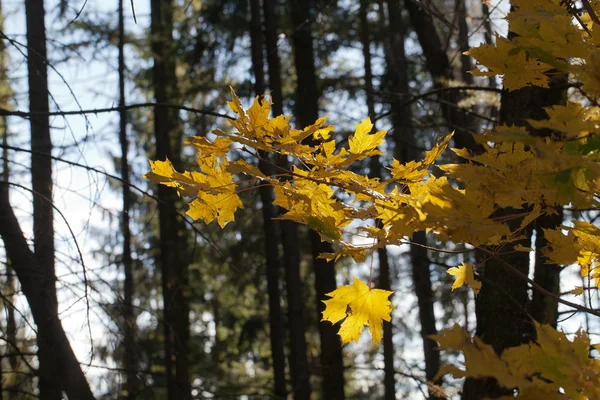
{"left": 0, "top": 0, "right": 598, "bottom": 399}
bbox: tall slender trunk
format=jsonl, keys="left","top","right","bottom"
{"left": 262, "top": 1, "right": 311, "bottom": 399}
{"left": 457, "top": 0, "right": 473, "bottom": 85}
{"left": 1, "top": 40, "right": 14, "bottom": 399}
{"left": 480, "top": 1, "right": 498, "bottom": 121}
{"left": 359, "top": 2, "right": 395, "bottom": 398}
{"left": 150, "top": 2, "right": 190, "bottom": 399}
{"left": 531, "top": 213, "right": 563, "bottom": 327}
{"left": 248, "top": 0, "right": 287, "bottom": 396}
{"left": 263, "top": 0, "right": 283, "bottom": 116}
{"left": 384, "top": 1, "right": 442, "bottom": 395}
{"left": 0, "top": 186, "right": 95, "bottom": 399}
{"left": 0, "top": 1, "right": 16, "bottom": 393}
{"left": 118, "top": 0, "right": 138, "bottom": 397}
{"left": 481, "top": 2, "right": 494, "bottom": 47}
{"left": 404, "top": 0, "right": 480, "bottom": 152}
{"left": 24, "top": 1, "right": 60, "bottom": 398}
{"left": 288, "top": 1, "right": 345, "bottom": 398}
{"left": 3, "top": 117, "right": 17, "bottom": 399}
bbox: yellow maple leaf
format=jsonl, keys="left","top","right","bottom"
{"left": 447, "top": 263, "right": 481, "bottom": 295}
{"left": 321, "top": 278, "right": 393, "bottom": 345}
{"left": 348, "top": 117, "right": 386, "bottom": 159}
{"left": 144, "top": 158, "right": 212, "bottom": 197}
{"left": 466, "top": 35, "right": 552, "bottom": 91}
{"left": 186, "top": 136, "right": 232, "bottom": 157}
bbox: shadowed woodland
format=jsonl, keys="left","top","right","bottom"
{"left": 0, "top": 0, "right": 600, "bottom": 399}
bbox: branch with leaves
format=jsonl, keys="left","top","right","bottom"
{"left": 143, "top": 0, "right": 600, "bottom": 396}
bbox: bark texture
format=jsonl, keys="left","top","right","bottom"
{"left": 151, "top": 1, "right": 190, "bottom": 398}
{"left": 263, "top": 2, "right": 311, "bottom": 399}
{"left": 386, "top": 0, "right": 442, "bottom": 394}
{"left": 289, "top": 0, "right": 345, "bottom": 398}
{"left": 24, "top": 1, "right": 60, "bottom": 398}
{"left": 404, "top": 0, "right": 480, "bottom": 151}
{"left": 118, "top": 0, "right": 139, "bottom": 397}
{"left": 249, "top": 0, "right": 288, "bottom": 396}
{"left": 359, "top": 1, "right": 395, "bottom": 398}
{"left": 462, "top": 54, "right": 568, "bottom": 400}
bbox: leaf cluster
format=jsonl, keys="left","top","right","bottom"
{"left": 144, "top": 0, "right": 600, "bottom": 394}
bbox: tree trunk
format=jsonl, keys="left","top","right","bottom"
{"left": 1, "top": 41, "right": 17, "bottom": 398}
{"left": 24, "top": 1, "right": 61, "bottom": 398}
{"left": 531, "top": 213, "right": 563, "bottom": 327}
{"left": 263, "top": 0, "right": 284, "bottom": 116}
{"left": 0, "top": 1, "right": 16, "bottom": 393}
{"left": 248, "top": 0, "right": 288, "bottom": 396}
{"left": 404, "top": 0, "right": 480, "bottom": 151}
{"left": 3, "top": 126, "right": 17, "bottom": 398}
{"left": 262, "top": 2, "right": 311, "bottom": 398}
{"left": 0, "top": 185, "right": 95, "bottom": 400}
{"left": 462, "top": 41, "right": 568, "bottom": 400}
{"left": 150, "top": 1, "right": 190, "bottom": 399}
{"left": 385, "top": 1, "right": 442, "bottom": 395}
{"left": 359, "top": 2, "right": 395, "bottom": 398}
{"left": 457, "top": 0, "right": 473, "bottom": 85}
{"left": 118, "top": 0, "right": 139, "bottom": 397}
{"left": 288, "top": 1, "right": 345, "bottom": 398}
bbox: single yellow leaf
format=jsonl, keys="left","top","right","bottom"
{"left": 144, "top": 158, "right": 212, "bottom": 197}
{"left": 226, "top": 160, "right": 267, "bottom": 179}
{"left": 447, "top": 263, "right": 481, "bottom": 295}
{"left": 321, "top": 278, "right": 393, "bottom": 345}
{"left": 348, "top": 117, "right": 386, "bottom": 158}
{"left": 569, "top": 286, "right": 584, "bottom": 296}
{"left": 186, "top": 136, "right": 232, "bottom": 157}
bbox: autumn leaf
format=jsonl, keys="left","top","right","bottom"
{"left": 144, "top": 158, "right": 212, "bottom": 197}
{"left": 569, "top": 286, "right": 584, "bottom": 296}
{"left": 348, "top": 117, "right": 386, "bottom": 159}
{"left": 321, "top": 278, "right": 393, "bottom": 345}
{"left": 435, "top": 322, "right": 600, "bottom": 399}
{"left": 447, "top": 263, "right": 481, "bottom": 296}
{"left": 466, "top": 35, "right": 553, "bottom": 90}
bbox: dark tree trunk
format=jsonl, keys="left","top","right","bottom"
{"left": 118, "top": 0, "right": 139, "bottom": 397}
{"left": 457, "top": 0, "right": 473, "bottom": 85}
{"left": 1, "top": 29, "right": 16, "bottom": 395}
{"left": 359, "top": 2, "right": 395, "bottom": 398}
{"left": 262, "top": 2, "right": 311, "bottom": 398}
{"left": 150, "top": 1, "right": 190, "bottom": 399}
{"left": 0, "top": 185, "right": 95, "bottom": 400}
{"left": 282, "top": 224, "right": 312, "bottom": 400}
{"left": 531, "top": 213, "right": 563, "bottom": 327}
{"left": 288, "top": 1, "right": 346, "bottom": 399}
{"left": 0, "top": 1, "right": 16, "bottom": 391}
{"left": 3, "top": 125, "right": 17, "bottom": 398}
{"left": 404, "top": 0, "right": 480, "bottom": 151}
{"left": 516, "top": 72, "right": 566, "bottom": 329}
{"left": 248, "top": 0, "right": 288, "bottom": 396}
{"left": 462, "top": 41, "right": 568, "bottom": 400}
{"left": 481, "top": 2, "right": 494, "bottom": 47}
{"left": 24, "top": 1, "right": 60, "bottom": 398}
{"left": 385, "top": 1, "right": 442, "bottom": 395}
{"left": 409, "top": 232, "right": 440, "bottom": 387}
{"left": 263, "top": 0, "right": 283, "bottom": 116}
